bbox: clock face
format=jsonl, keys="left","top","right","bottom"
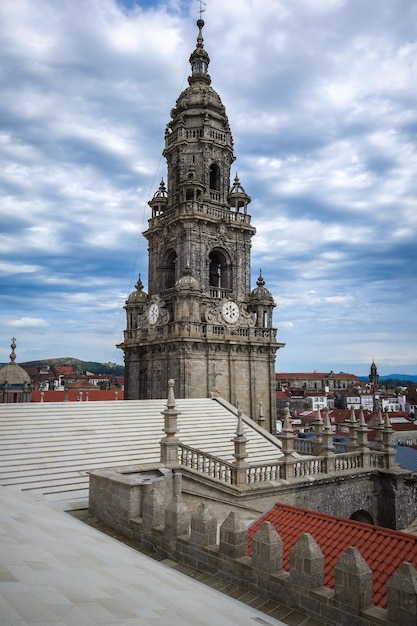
{"left": 222, "top": 301, "right": 240, "bottom": 324}
{"left": 148, "top": 302, "right": 159, "bottom": 325}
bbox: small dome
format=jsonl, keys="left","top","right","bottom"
{"left": 228, "top": 173, "right": 251, "bottom": 210}
{"left": 175, "top": 267, "right": 201, "bottom": 292}
{"left": 151, "top": 179, "right": 168, "bottom": 201}
{"left": 250, "top": 271, "right": 275, "bottom": 303}
{"left": 0, "top": 339, "right": 31, "bottom": 385}
{"left": 126, "top": 275, "right": 148, "bottom": 305}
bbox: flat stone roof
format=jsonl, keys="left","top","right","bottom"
{"left": 0, "top": 486, "right": 289, "bottom": 626}
{"left": 0, "top": 398, "right": 282, "bottom": 509}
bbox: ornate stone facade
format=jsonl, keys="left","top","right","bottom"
{"left": 119, "top": 20, "right": 284, "bottom": 430}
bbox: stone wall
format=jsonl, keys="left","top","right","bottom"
{"left": 130, "top": 488, "right": 417, "bottom": 626}
{"left": 89, "top": 461, "right": 417, "bottom": 532}
{"left": 88, "top": 465, "right": 173, "bottom": 536}
{"left": 89, "top": 469, "right": 417, "bottom": 625}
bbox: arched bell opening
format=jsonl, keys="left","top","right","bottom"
{"left": 209, "top": 163, "right": 221, "bottom": 191}
{"left": 349, "top": 510, "right": 374, "bottom": 525}
{"left": 208, "top": 249, "right": 232, "bottom": 294}
{"left": 161, "top": 249, "right": 177, "bottom": 289}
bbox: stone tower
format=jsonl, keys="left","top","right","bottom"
{"left": 369, "top": 360, "right": 379, "bottom": 387}
{"left": 119, "top": 19, "right": 284, "bottom": 431}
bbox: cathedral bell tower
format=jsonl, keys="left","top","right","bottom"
{"left": 119, "top": 19, "right": 284, "bottom": 431}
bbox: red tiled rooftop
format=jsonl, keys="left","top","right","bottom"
{"left": 389, "top": 422, "right": 417, "bottom": 432}
{"left": 248, "top": 503, "right": 417, "bottom": 609}
{"left": 275, "top": 372, "right": 359, "bottom": 380}
{"left": 275, "top": 391, "right": 290, "bottom": 399}
{"left": 68, "top": 380, "right": 99, "bottom": 390}
{"left": 53, "top": 366, "right": 76, "bottom": 376}
{"left": 31, "top": 389, "right": 124, "bottom": 402}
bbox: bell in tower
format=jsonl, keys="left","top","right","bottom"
{"left": 118, "top": 18, "right": 285, "bottom": 432}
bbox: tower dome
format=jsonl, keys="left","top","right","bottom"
{"left": 175, "top": 266, "right": 202, "bottom": 293}
{"left": 163, "top": 18, "right": 234, "bottom": 210}
{"left": 0, "top": 338, "right": 32, "bottom": 403}
{"left": 126, "top": 275, "right": 148, "bottom": 306}
{"left": 250, "top": 271, "right": 275, "bottom": 304}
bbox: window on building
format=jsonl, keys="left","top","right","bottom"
{"left": 162, "top": 249, "right": 177, "bottom": 289}
{"left": 209, "top": 163, "right": 220, "bottom": 190}
{"left": 209, "top": 249, "right": 231, "bottom": 290}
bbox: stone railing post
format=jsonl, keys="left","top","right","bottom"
{"left": 289, "top": 533, "right": 324, "bottom": 589}
{"left": 382, "top": 408, "right": 397, "bottom": 469}
{"left": 251, "top": 521, "right": 283, "bottom": 575}
{"left": 164, "top": 472, "right": 190, "bottom": 538}
{"left": 279, "top": 404, "right": 296, "bottom": 479}
{"left": 190, "top": 503, "right": 217, "bottom": 547}
{"left": 219, "top": 511, "right": 248, "bottom": 559}
{"left": 387, "top": 562, "right": 417, "bottom": 625}
{"left": 374, "top": 409, "right": 385, "bottom": 451}
{"left": 334, "top": 547, "right": 373, "bottom": 610}
{"left": 356, "top": 406, "right": 370, "bottom": 468}
{"left": 160, "top": 379, "right": 181, "bottom": 465}
{"left": 320, "top": 408, "right": 335, "bottom": 473}
{"left": 257, "top": 402, "right": 266, "bottom": 429}
{"left": 347, "top": 406, "right": 358, "bottom": 448}
{"left": 232, "top": 409, "right": 249, "bottom": 486}
{"left": 312, "top": 407, "right": 323, "bottom": 456}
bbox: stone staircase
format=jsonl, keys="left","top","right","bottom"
{"left": 0, "top": 398, "right": 282, "bottom": 507}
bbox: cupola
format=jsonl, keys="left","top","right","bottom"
{"left": 148, "top": 179, "right": 168, "bottom": 217}
{"left": 228, "top": 174, "right": 251, "bottom": 214}
{"left": 250, "top": 271, "right": 275, "bottom": 304}
{"left": 189, "top": 18, "right": 211, "bottom": 84}
{"left": 0, "top": 338, "right": 32, "bottom": 403}
{"left": 250, "top": 271, "right": 276, "bottom": 330}
{"left": 126, "top": 275, "right": 148, "bottom": 306}
{"left": 125, "top": 276, "right": 148, "bottom": 331}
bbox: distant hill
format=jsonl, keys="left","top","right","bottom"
{"left": 359, "top": 374, "right": 417, "bottom": 384}
{"left": 13, "top": 358, "right": 125, "bottom": 377}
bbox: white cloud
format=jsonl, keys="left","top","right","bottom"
{"left": 9, "top": 317, "right": 49, "bottom": 328}
{"left": 0, "top": 262, "right": 40, "bottom": 275}
{"left": 0, "top": 0, "right": 415, "bottom": 375}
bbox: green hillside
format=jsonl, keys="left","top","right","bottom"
{"left": 18, "top": 358, "right": 124, "bottom": 376}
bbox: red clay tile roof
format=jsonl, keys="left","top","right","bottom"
{"left": 276, "top": 372, "right": 359, "bottom": 380}
{"left": 275, "top": 391, "right": 290, "bottom": 399}
{"left": 53, "top": 366, "right": 76, "bottom": 377}
{"left": 248, "top": 503, "right": 417, "bottom": 609}
{"left": 68, "top": 380, "right": 99, "bottom": 390}
{"left": 389, "top": 422, "right": 417, "bottom": 432}
{"left": 31, "top": 389, "right": 124, "bottom": 402}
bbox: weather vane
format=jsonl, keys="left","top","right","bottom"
{"left": 197, "top": 0, "right": 206, "bottom": 19}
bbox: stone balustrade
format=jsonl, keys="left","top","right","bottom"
{"left": 176, "top": 443, "right": 394, "bottom": 486}
{"left": 147, "top": 201, "right": 252, "bottom": 227}
{"left": 178, "top": 443, "right": 233, "bottom": 483}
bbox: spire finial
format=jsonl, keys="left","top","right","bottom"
{"left": 10, "top": 337, "right": 16, "bottom": 363}
{"left": 256, "top": 270, "right": 265, "bottom": 288}
{"left": 189, "top": 2, "right": 210, "bottom": 83}
{"left": 135, "top": 274, "right": 144, "bottom": 292}
{"left": 198, "top": 0, "right": 206, "bottom": 22}
{"left": 196, "top": 1, "right": 206, "bottom": 42}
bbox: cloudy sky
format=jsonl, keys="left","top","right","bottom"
{"left": 1, "top": 0, "right": 416, "bottom": 376}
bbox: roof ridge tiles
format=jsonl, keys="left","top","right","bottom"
{"left": 248, "top": 502, "right": 417, "bottom": 609}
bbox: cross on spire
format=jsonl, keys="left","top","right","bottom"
{"left": 198, "top": 0, "right": 206, "bottom": 20}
